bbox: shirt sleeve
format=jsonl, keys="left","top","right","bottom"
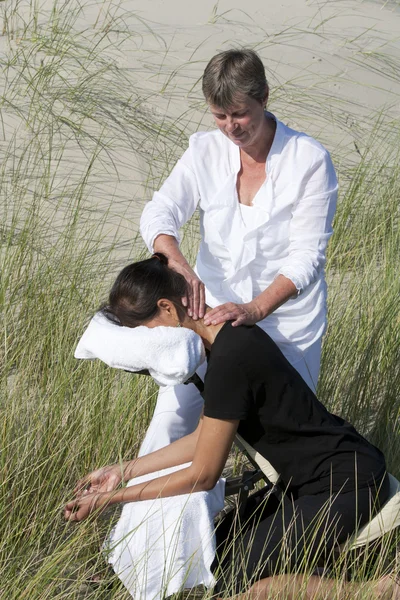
{"left": 140, "top": 146, "right": 200, "bottom": 253}
{"left": 203, "top": 357, "right": 252, "bottom": 420}
{"left": 276, "top": 147, "right": 338, "bottom": 293}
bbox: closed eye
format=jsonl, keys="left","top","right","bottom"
{"left": 212, "top": 111, "right": 247, "bottom": 119}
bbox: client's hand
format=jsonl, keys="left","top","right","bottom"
{"left": 65, "top": 492, "right": 109, "bottom": 522}
{"left": 74, "top": 464, "right": 123, "bottom": 499}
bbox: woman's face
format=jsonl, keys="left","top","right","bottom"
{"left": 209, "top": 95, "right": 267, "bottom": 149}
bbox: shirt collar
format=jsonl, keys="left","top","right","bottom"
{"left": 265, "top": 112, "right": 285, "bottom": 172}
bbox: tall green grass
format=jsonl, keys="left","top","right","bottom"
{"left": 0, "top": 0, "right": 399, "bottom": 597}
{"left": 320, "top": 135, "right": 400, "bottom": 473}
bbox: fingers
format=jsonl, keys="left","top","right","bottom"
{"left": 75, "top": 467, "right": 105, "bottom": 491}
{"left": 191, "top": 280, "right": 205, "bottom": 320}
{"left": 103, "top": 475, "right": 121, "bottom": 493}
{"left": 74, "top": 477, "right": 91, "bottom": 495}
{"left": 169, "top": 261, "right": 205, "bottom": 320}
{"left": 204, "top": 303, "right": 240, "bottom": 326}
{"left": 204, "top": 302, "right": 258, "bottom": 327}
{"left": 64, "top": 495, "right": 97, "bottom": 522}
{"left": 191, "top": 282, "right": 198, "bottom": 319}
{"left": 73, "top": 469, "right": 120, "bottom": 501}
{"left": 231, "top": 315, "right": 246, "bottom": 327}
{"left": 173, "top": 261, "right": 206, "bottom": 321}
{"left": 65, "top": 508, "right": 86, "bottom": 522}
{"left": 172, "top": 262, "right": 201, "bottom": 318}
{"left": 186, "top": 278, "right": 205, "bottom": 320}
{"left": 198, "top": 284, "right": 206, "bottom": 319}
{"left": 64, "top": 500, "right": 80, "bottom": 522}
{"left": 186, "top": 286, "right": 193, "bottom": 318}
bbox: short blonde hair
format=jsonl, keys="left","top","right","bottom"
{"left": 202, "top": 49, "right": 268, "bottom": 110}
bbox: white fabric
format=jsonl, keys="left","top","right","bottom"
{"left": 139, "top": 361, "right": 208, "bottom": 456}
{"left": 140, "top": 112, "right": 338, "bottom": 353}
{"left": 106, "top": 463, "right": 225, "bottom": 600}
{"left": 238, "top": 201, "right": 260, "bottom": 229}
{"left": 139, "top": 380, "right": 203, "bottom": 455}
{"left": 75, "top": 317, "right": 222, "bottom": 599}
{"left": 74, "top": 311, "right": 205, "bottom": 387}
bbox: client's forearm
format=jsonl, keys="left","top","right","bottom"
{"left": 108, "top": 463, "right": 212, "bottom": 507}
{"left": 122, "top": 422, "right": 202, "bottom": 481}
{"left": 65, "top": 440, "right": 209, "bottom": 522}
{"left": 65, "top": 417, "right": 236, "bottom": 521}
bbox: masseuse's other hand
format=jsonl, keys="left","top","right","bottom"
{"left": 65, "top": 492, "right": 109, "bottom": 522}
{"left": 74, "top": 465, "right": 122, "bottom": 499}
{"left": 169, "top": 260, "right": 205, "bottom": 320}
{"left": 204, "top": 301, "right": 262, "bottom": 327}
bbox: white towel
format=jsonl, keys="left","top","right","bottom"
{"left": 105, "top": 464, "right": 225, "bottom": 600}
{"left": 75, "top": 312, "right": 223, "bottom": 599}
{"left": 74, "top": 312, "right": 206, "bottom": 386}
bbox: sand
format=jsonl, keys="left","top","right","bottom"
{"left": 0, "top": 0, "right": 399, "bottom": 261}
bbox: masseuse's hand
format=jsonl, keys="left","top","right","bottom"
{"left": 169, "top": 259, "right": 205, "bottom": 320}
{"left": 73, "top": 464, "right": 123, "bottom": 499}
{"left": 65, "top": 492, "right": 109, "bottom": 522}
{"left": 204, "top": 301, "right": 262, "bottom": 327}
{"left": 153, "top": 234, "right": 205, "bottom": 320}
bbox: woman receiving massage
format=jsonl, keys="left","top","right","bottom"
{"left": 138, "top": 48, "right": 338, "bottom": 455}
{"left": 65, "top": 255, "right": 399, "bottom": 599}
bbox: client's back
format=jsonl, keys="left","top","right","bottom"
{"left": 203, "top": 321, "right": 386, "bottom": 496}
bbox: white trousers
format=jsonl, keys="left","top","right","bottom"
{"left": 139, "top": 338, "right": 322, "bottom": 456}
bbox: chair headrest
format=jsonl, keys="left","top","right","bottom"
{"left": 75, "top": 312, "right": 206, "bottom": 387}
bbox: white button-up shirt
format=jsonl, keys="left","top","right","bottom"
{"left": 140, "top": 114, "right": 338, "bottom": 354}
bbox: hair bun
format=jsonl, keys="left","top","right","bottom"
{"left": 152, "top": 252, "right": 169, "bottom": 266}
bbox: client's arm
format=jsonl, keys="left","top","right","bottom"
{"left": 65, "top": 416, "right": 238, "bottom": 522}
{"left": 73, "top": 416, "right": 205, "bottom": 497}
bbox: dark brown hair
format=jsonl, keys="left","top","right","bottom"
{"left": 102, "top": 253, "right": 188, "bottom": 327}
{"left": 202, "top": 49, "right": 269, "bottom": 110}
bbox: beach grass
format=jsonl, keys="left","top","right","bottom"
{"left": 0, "top": 0, "right": 399, "bottom": 597}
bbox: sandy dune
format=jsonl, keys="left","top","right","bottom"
{"left": 0, "top": 0, "right": 399, "bottom": 260}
